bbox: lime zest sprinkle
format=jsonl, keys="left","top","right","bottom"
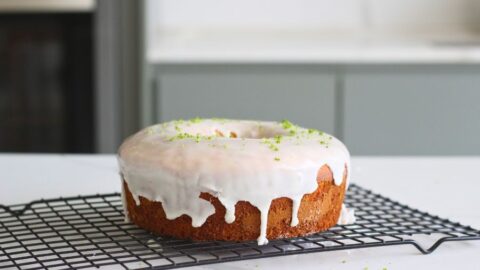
{"left": 261, "top": 138, "right": 279, "bottom": 151}
{"left": 174, "top": 119, "right": 184, "bottom": 125}
{"left": 189, "top": 117, "right": 203, "bottom": 123}
{"left": 274, "top": 135, "right": 282, "bottom": 144}
{"left": 166, "top": 119, "right": 332, "bottom": 150}
{"left": 146, "top": 128, "right": 155, "bottom": 135}
{"left": 274, "top": 157, "right": 280, "bottom": 161}
{"left": 195, "top": 133, "right": 201, "bottom": 143}
{"left": 281, "top": 119, "right": 293, "bottom": 129}
{"left": 211, "top": 117, "right": 227, "bottom": 124}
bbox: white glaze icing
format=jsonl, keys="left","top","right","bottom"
{"left": 337, "top": 204, "right": 356, "bottom": 225}
{"left": 118, "top": 119, "right": 350, "bottom": 245}
{"left": 120, "top": 180, "right": 130, "bottom": 222}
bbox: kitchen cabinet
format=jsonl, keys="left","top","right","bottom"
{"left": 154, "top": 65, "right": 337, "bottom": 134}
{"left": 148, "top": 64, "right": 480, "bottom": 155}
{"left": 343, "top": 66, "right": 480, "bottom": 155}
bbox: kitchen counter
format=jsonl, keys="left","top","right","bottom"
{"left": 147, "top": 29, "right": 480, "bottom": 64}
{"left": 1, "top": 154, "right": 479, "bottom": 269}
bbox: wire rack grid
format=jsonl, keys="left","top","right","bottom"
{"left": 1, "top": 184, "right": 479, "bottom": 270}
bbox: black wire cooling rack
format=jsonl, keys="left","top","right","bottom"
{"left": 1, "top": 184, "right": 479, "bottom": 270}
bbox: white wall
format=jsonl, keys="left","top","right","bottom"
{"left": 147, "top": 0, "right": 364, "bottom": 30}
{"left": 145, "top": 0, "right": 480, "bottom": 51}
{"left": 147, "top": 0, "right": 480, "bottom": 31}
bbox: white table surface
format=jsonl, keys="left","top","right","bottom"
{"left": 1, "top": 154, "right": 479, "bottom": 269}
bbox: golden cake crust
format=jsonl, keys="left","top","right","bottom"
{"left": 123, "top": 165, "right": 346, "bottom": 242}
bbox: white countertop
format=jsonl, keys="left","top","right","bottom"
{"left": 1, "top": 154, "right": 479, "bottom": 269}
{"left": 148, "top": 29, "right": 480, "bottom": 64}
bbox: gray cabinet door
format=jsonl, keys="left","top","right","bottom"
{"left": 155, "top": 65, "right": 337, "bottom": 134}
{"left": 343, "top": 67, "right": 480, "bottom": 155}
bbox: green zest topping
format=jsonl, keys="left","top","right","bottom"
{"left": 274, "top": 135, "right": 282, "bottom": 144}
{"left": 281, "top": 119, "right": 293, "bottom": 129}
{"left": 190, "top": 117, "right": 203, "bottom": 123}
{"left": 256, "top": 119, "right": 331, "bottom": 157}
{"left": 274, "top": 157, "right": 280, "bottom": 161}
{"left": 168, "top": 132, "right": 214, "bottom": 143}
{"left": 262, "top": 138, "right": 279, "bottom": 151}
{"left": 168, "top": 132, "right": 194, "bottom": 141}
{"left": 174, "top": 119, "right": 185, "bottom": 125}
{"left": 280, "top": 119, "right": 324, "bottom": 137}
{"left": 145, "top": 127, "right": 155, "bottom": 135}
{"left": 167, "top": 118, "right": 212, "bottom": 143}
{"left": 279, "top": 119, "right": 329, "bottom": 143}
{"left": 281, "top": 119, "right": 298, "bottom": 136}
{"left": 164, "top": 119, "right": 332, "bottom": 154}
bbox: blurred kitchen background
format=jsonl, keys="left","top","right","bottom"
{"left": 1, "top": 0, "right": 480, "bottom": 155}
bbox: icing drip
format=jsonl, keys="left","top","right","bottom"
{"left": 257, "top": 200, "right": 272, "bottom": 245}
{"left": 290, "top": 197, "right": 302, "bottom": 227}
{"left": 337, "top": 204, "right": 356, "bottom": 225}
{"left": 218, "top": 197, "right": 236, "bottom": 224}
{"left": 120, "top": 177, "right": 130, "bottom": 223}
{"left": 118, "top": 119, "right": 350, "bottom": 245}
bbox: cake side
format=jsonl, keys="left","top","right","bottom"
{"left": 123, "top": 164, "right": 346, "bottom": 242}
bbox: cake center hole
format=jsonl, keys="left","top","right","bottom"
{"left": 180, "top": 123, "right": 289, "bottom": 140}
{"left": 211, "top": 128, "right": 288, "bottom": 139}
